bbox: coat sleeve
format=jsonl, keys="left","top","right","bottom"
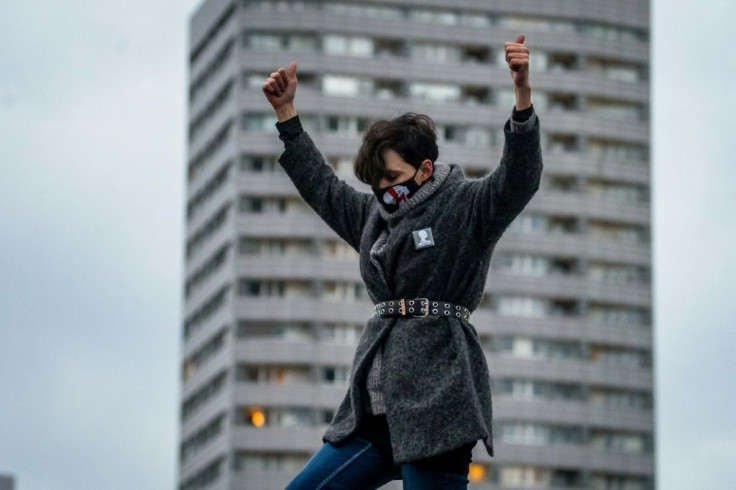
{"left": 277, "top": 130, "right": 373, "bottom": 251}
{"left": 461, "top": 110, "right": 543, "bottom": 247}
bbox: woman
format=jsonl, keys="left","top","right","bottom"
{"left": 262, "top": 35, "right": 543, "bottom": 489}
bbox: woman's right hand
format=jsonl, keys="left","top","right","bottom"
{"left": 262, "top": 61, "right": 298, "bottom": 119}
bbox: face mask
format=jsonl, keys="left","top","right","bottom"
{"left": 372, "top": 168, "right": 422, "bottom": 213}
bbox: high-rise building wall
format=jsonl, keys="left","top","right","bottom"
{"left": 180, "top": 1, "right": 653, "bottom": 489}
{"left": 0, "top": 474, "right": 15, "bottom": 490}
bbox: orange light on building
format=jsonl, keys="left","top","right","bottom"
{"left": 468, "top": 463, "right": 486, "bottom": 482}
{"left": 250, "top": 409, "right": 266, "bottom": 427}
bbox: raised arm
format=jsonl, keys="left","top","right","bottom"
{"left": 262, "top": 62, "right": 372, "bottom": 251}
{"left": 463, "top": 35, "right": 543, "bottom": 246}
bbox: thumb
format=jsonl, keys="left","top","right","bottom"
{"left": 515, "top": 34, "right": 525, "bottom": 44}
{"left": 288, "top": 61, "right": 298, "bottom": 78}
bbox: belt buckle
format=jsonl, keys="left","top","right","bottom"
{"left": 412, "top": 298, "right": 429, "bottom": 317}
{"left": 399, "top": 299, "right": 406, "bottom": 316}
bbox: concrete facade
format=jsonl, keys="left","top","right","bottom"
{"left": 0, "top": 474, "right": 15, "bottom": 490}
{"left": 180, "top": 1, "right": 654, "bottom": 489}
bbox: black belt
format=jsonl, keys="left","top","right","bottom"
{"left": 372, "top": 298, "right": 470, "bottom": 321}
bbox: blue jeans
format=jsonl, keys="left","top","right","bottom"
{"left": 285, "top": 435, "right": 472, "bottom": 490}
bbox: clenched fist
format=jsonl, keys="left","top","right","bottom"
{"left": 262, "top": 61, "right": 299, "bottom": 121}
{"left": 505, "top": 35, "right": 530, "bottom": 89}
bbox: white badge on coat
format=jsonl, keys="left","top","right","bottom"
{"left": 412, "top": 227, "right": 435, "bottom": 249}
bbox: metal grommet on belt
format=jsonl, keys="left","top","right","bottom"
{"left": 373, "top": 298, "right": 471, "bottom": 320}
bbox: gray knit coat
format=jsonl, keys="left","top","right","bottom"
{"left": 276, "top": 111, "right": 543, "bottom": 464}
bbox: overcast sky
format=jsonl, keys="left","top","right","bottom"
{"left": 1, "top": 1, "right": 734, "bottom": 489}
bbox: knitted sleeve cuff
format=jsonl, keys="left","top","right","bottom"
{"left": 509, "top": 104, "right": 537, "bottom": 134}
{"left": 275, "top": 114, "right": 304, "bottom": 143}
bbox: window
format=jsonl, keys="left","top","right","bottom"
{"left": 587, "top": 138, "right": 648, "bottom": 162}
{"left": 494, "top": 253, "right": 549, "bottom": 276}
{"left": 588, "top": 345, "right": 650, "bottom": 368}
{"left": 236, "top": 321, "right": 312, "bottom": 341}
{"left": 186, "top": 203, "right": 231, "bottom": 258}
{"left": 239, "top": 238, "right": 311, "bottom": 256}
{"left": 496, "top": 295, "right": 547, "bottom": 318}
{"left": 183, "top": 329, "right": 227, "bottom": 381}
{"left": 239, "top": 197, "right": 263, "bottom": 213}
{"left": 239, "top": 154, "right": 280, "bottom": 173}
{"left": 588, "top": 220, "right": 647, "bottom": 244}
{"left": 591, "top": 430, "right": 650, "bottom": 454}
{"left": 183, "top": 286, "right": 230, "bottom": 339}
{"left": 322, "top": 75, "right": 374, "bottom": 97}
{"left": 321, "top": 366, "right": 350, "bottom": 385}
{"left": 507, "top": 213, "right": 548, "bottom": 234}
{"left": 588, "top": 58, "right": 644, "bottom": 83}
{"left": 409, "top": 42, "right": 461, "bottom": 63}
{"left": 588, "top": 180, "right": 648, "bottom": 203}
{"left": 588, "top": 304, "right": 647, "bottom": 327}
{"left": 241, "top": 114, "right": 278, "bottom": 131}
{"left": 233, "top": 453, "right": 308, "bottom": 473}
{"left": 189, "top": 81, "right": 233, "bottom": 141}
{"left": 188, "top": 161, "right": 232, "bottom": 220}
{"left": 497, "top": 465, "right": 551, "bottom": 487}
{"left": 180, "top": 456, "right": 224, "bottom": 490}
{"left": 547, "top": 133, "right": 579, "bottom": 153}
{"left": 237, "top": 365, "right": 311, "bottom": 384}
{"left": 238, "top": 197, "right": 295, "bottom": 214}
{"left": 188, "top": 121, "right": 232, "bottom": 181}
{"left": 590, "top": 388, "right": 651, "bottom": 409}
{"left": 497, "top": 15, "right": 575, "bottom": 34}
{"left": 239, "top": 407, "right": 315, "bottom": 428}
{"left": 409, "top": 9, "right": 458, "bottom": 25}
{"left": 324, "top": 3, "right": 402, "bottom": 20}
{"left": 409, "top": 82, "right": 461, "bottom": 102}
{"left": 325, "top": 116, "right": 368, "bottom": 136}
{"left": 322, "top": 282, "right": 366, "bottom": 302}
{"left": 317, "top": 324, "right": 361, "bottom": 344}
{"left": 247, "top": 33, "right": 281, "bottom": 51}
{"left": 180, "top": 413, "right": 225, "bottom": 463}
{"left": 588, "top": 262, "right": 649, "bottom": 285}
{"left": 245, "top": 33, "right": 318, "bottom": 52}
{"left": 500, "top": 423, "right": 583, "bottom": 446}
{"left": 323, "top": 35, "right": 373, "bottom": 57}
{"left": 182, "top": 370, "right": 227, "bottom": 421}
{"left": 275, "top": 408, "right": 312, "bottom": 427}
{"left": 464, "top": 126, "right": 492, "bottom": 146}
{"left": 495, "top": 88, "right": 517, "bottom": 110}
{"left": 591, "top": 474, "right": 649, "bottom": 490}
{"left": 588, "top": 97, "right": 644, "bottom": 122}
{"left": 493, "top": 378, "right": 585, "bottom": 401}
{"left": 459, "top": 13, "right": 491, "bottom": 28}
{"left": 581, "top": 23, "right": 647, "bottom": 43}
{"left": 238, "top": 280, "right": 287, "bottom": 297}
{"left": 185, "top": 244, "right": 231, "bottom": 298}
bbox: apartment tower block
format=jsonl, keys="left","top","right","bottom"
{"left": 180, "top": 1, "right": 654, "bottom": 488}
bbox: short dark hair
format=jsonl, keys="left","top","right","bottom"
{"left": 354, "top": 112, "right": 439, "bottom": 187}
